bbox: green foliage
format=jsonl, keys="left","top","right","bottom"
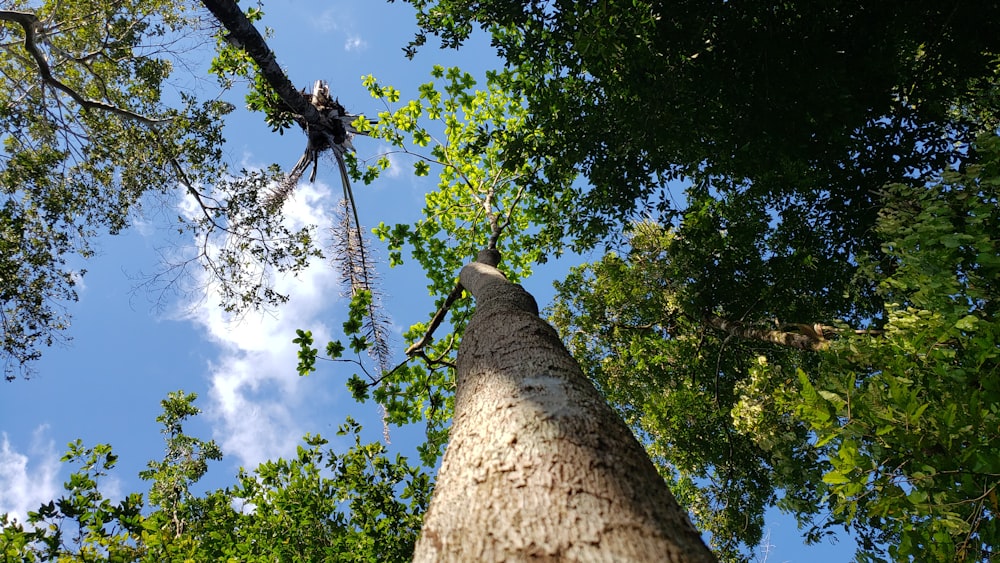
{"left": 0, "top": 0, "right": 228, "bottom": 379}
{"left": 788, "top": 138, "right": 1000, "bottom": 562}
{"left": 187, "top": 418, "right": 430, "bottom": 562}
{"left": 137, "top": 390, "right": 223, "bottom": 540}
{"left": 0, "top": 392, "right": 431, "bottom": 562}
{"left": 386, "top": 5, "right": 1000, "bottom": 559}
{"left": 8, "top": 2, "right": 997, "bottom": 560}
{"left": 3, "top": 440, "right": 147, "bottom": 562}
{"left": 359, "top": 66, "right": 561, "bottom": 297}
{"left": 294, "top": 328, "right": 319, "bottom": 375}
{"left": 550, "top": 222, "right": 824, "bottom": 561}
{"left": 394, "top": 1, "right": 1000, "bottom": 250}
{"left": 298, "top": 66, "right": 577, "bottom": 466}
{"left": 207, "top": 2, "right": 297, "bottom": 134}
{"left": 550, "top": 135, "right": 1000, "bottom": 561}
{"left": 1, "top": 1, "right": 332, "bottom": 378}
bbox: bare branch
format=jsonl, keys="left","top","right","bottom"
{"left": 405, "top": 282, "right": 466, "bottom": 357}
{"left": 405, "top": 249, "right": 502, "bottom": 357}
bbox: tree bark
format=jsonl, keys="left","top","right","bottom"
{"left": 201, "top": 0, "right": 314, "bottom": 115}
{"left": 702, "top": 314, "right": 832, "bottom": 351}
{"left": 414, "top": 259, "right": 716, "bottom": 562}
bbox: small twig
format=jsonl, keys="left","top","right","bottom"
{"left": 412, "top": 349, "right": 457, "bottom": 370}
{"left": 404, "top": 250, "right": 501, "bottom": 357}
{"left": 163, "top": 150, "right": 224, "bottom": 224}
{"left": 405, "top": 282, "right": 465, "bottom": 356}
{"left": 488, "top": 183, "right": 525, "bottom": 250}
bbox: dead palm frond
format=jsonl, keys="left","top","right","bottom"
{"left": 330, "top": 201, "right": 392, "bottom": 372}
{"left": 265, "top": 80, "right": 389, "bottom": 370}
{"left": 264, "top": 80, "right": 371, "bottom": 209}
{"left": 264, "top": 82, "right": 393, "bottom": 438}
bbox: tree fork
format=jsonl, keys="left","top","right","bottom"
{"left": 414, "top": 252, "right": 715, "bottom": 562}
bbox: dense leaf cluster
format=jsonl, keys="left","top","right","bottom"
{"left": 0, "top": 392, "right": 431, "bottom": 562}
{"left": 395, "top": 1, "right": 1000, "bottom": 243}
{"left": 383, "top": 3, "right": 1000, "bottom": 559}
{"left": 550, "top": 137, "right": 1000, "bottom": 561}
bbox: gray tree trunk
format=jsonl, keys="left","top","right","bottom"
{"left": 413, "top": 259, "right": 716, "bottom": 562}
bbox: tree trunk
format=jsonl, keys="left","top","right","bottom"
{"left": 413, "top": 259, "right": 716, "bottom": 562}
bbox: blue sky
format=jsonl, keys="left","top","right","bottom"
{"left": 1, "top": 2, "right": 857, "bottom": 561}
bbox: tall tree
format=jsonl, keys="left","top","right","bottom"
{"left": 414, "top": 251, "right": 714, "bottom": 561}
{"left": 387, "top": 4, "right": 1000, "bottom": 560}
{"left": 194, "top": 3, "right": 721, "bottom": 557}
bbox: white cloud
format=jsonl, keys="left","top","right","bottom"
{"left": 175, "top": 186, "right": 206, "bottom": 223}
{"left": 69, "top": 269, "right": 87, "bottom": 293}
{"left": 376, "top": 144, "right": 405, "bottom": 179}
{"left": 312, "top": 6, "right": 367, "bottom": 52}
{"left": 0, "top": 427, "right": 60, "bottom": 525}
{"left": 181, "top": 181, "right": 346, "bottom": 469}
{"left": 344, "top": 35, "right": 367, "bottom": 52}
{"left": 313, "top": 7, "right": 346, "bottom": 33}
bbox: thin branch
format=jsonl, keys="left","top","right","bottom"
{"left": 405, "top": 249, "right": 502, "bottom": 357}
{"left": 489, "top": 183, "right": 526, "bottom": 250}
{"left": 405, "top": 282, "right": 465, "bottom": 356}
{"left": 411, "top": 346, "right": 457, "bottom": 370}
{"left": 162, "top": 148, "right": 224, "bottom": 224}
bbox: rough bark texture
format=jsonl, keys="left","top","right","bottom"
{"left": 201, "top": 0, "right": 329, "bottom": 129}
{"left": 703, "top": 314, "right": 832, "bottom": 351}
{"left": 414, "top": 261, "right": 716, "bottom": 562}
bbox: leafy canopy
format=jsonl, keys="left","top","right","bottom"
{"left": 0, "top": 0, "right": 229, "bottom": 378}
{"left": 394, "top": 0, "right": 1000, "bottom": 238}
{"left": 295, "top": 65, "right": 575, "bottom": 466}
{"left": 0, "top": 391, "right": 431, "bottom": 562}
{"left": 549, "top": 134, "right": 1000, "bottom": 561}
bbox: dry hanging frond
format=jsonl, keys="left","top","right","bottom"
{"left": 329, "top": 201, "right": 392, "bottom": 373}
{"left": 266, "top": 80, "right": 371, "bottom": 211}
{"left": 263, "top": 150, "right": 314, "bottom": 211}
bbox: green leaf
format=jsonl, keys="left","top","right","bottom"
{"left": 346, "top": 374, "right": 370, "bottom": 401}
{"left": 326, "top": 340, "right": 345, "bottom": 359}
{"left": 822, "top": 470, "right": 852, "bottom": 485}
{"left": 955, "top": 314, "right": 979, "bottom": 331}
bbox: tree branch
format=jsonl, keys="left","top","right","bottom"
{"left": 702, "top": 313, "right": 833, "bottom": 351}
{"left": 405, "top": 282, "right": 465, "bottom": 356}
{"left": 200, "top": 0, "right": 326, "bottom": 127}
{"left": 405, "top": 249, "right": 502, "bottom": 357}
{"left": 0, "top": 10, "right": 164, "bottom": 125}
